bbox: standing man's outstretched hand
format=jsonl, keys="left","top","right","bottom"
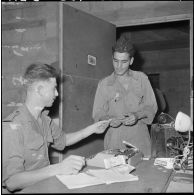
{"left": 92, "top": 119, "right": 111, "bottom": 134}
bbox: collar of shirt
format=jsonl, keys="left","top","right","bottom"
{"left": 3, "top": 104, "right": 50, "bottom": 122}
{"left": 18, "top": 104, "right": 50, "bottom": 122}
{"left": 107, "top": 70, "right": 138, "bottom": 86}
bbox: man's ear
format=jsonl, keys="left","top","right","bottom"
{"left": 36, "top": 84, "right": 44, "bottom": 97}
{"left": 129, "top": 57, "right": 134, "bottom": 65}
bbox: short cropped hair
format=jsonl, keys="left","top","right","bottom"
{"left": 24, "top": 62, "right": 58, "bottom": 86}
{"left": 112, "top": 35, "right": 135, "bottom": 57}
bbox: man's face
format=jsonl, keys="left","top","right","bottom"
{"left": 112, "top": 52, "right": 131, "bottom": 76}
{"left": 38, "top": 78, "right": 58, "bottom": 107}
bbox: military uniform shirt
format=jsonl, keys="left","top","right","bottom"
{"left": 92, "top": 70, "right": 158, "bottom": 157}
{"left": 2, "top": 104, "right": 66, "bottom": 184}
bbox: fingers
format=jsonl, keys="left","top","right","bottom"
{"left": 64, "top": 155, "right": 85, "bottom": 172}
{"left": 97, "top": 119, "right": 111, "bottom": 127}
{"left": 68, "top": 155, "right": 86, "bottom": 166}
{"left": 94, "top": 120, "right": 111, "bottom": 133}
{"left": 57, "top": 155, "right": 86, "bottom": 175}
{"left": 110, "top": 118, "right": 122, "bottom": 127}
{"left": 122, "top": 114, "right": 137, "bottom": 126}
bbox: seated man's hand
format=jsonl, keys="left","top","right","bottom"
{"left": 110, "top": 118, "right": 122, "bottom": 128}
{"left": 93, "top": 120, "right": 111, "bottom": 134}
{"left": 56, "top": 155, "right": 85, "bottom": 175}
{"left": 122, "top": 113, "right": 138, "bottom": 126}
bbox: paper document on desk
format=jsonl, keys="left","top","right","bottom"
{"left": 154, "top": 158, "right": 175, "bottom": 169}
{"left": 56, "top": 168, "right": 138, "bottom": 189}
{"left": 87, "top": 169, "right": 139, "bottom": 184}
{"left": 56, "top": 173, "right": 104, "bottom": 189}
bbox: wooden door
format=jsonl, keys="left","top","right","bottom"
{"left": 61, "top": 4, "right": 116, "bottom": 158}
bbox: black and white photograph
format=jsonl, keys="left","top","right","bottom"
{"left": 1, "top": 1, "right": 194, "bottom": 193}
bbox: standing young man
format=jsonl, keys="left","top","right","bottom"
{"left": 3, "top": 63, "right": 110, "bottom": 192}
{"left": 92, "top": 36, "right": 157, "bottom": 157}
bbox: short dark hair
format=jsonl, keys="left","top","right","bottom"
{"left": 24, "top": 62, "right": 58, "bottom": 86}
{"left": 112, "top": 35, "right": 135, "bottom": 57}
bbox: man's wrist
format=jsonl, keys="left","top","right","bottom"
{"left": 48, "top": 164, "right": 59, "bottom": 176}
{"left": 98, "top": 115, "right": 110, "bottom": 121}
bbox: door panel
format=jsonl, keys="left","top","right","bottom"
{"left": 62, "top": 4, "right": 116, "bottom": 157}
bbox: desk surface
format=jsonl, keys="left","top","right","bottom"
{"left": 20, "top": 159, "right": 173, "bottom": 193}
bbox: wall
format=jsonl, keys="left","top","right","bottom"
{"left": 2, "top": 2, "right": 60, "bottom": 163}
{"left": 160, "top": 69, "right": 190, "bottom": 117}
{"left": 2, "top": 2, "right": 60, "bottom": 119}
{"left": 142, "top": 51, "right": 190, "bottom": 118}
{"left": 139, "top": 47, "right": 190, "bottom": 117}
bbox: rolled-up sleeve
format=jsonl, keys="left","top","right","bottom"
{"left": 50, "top": 120, "right": 66, "bottom": 150}
{"left": 138, "top": 74, "right": 158, "bottom": 124}
{"left": 2, "top": 122, "right": 25, "bottom": 184}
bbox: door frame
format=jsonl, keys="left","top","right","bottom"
{"left": 58, "top": 2, "right": 63, "bottom": 162}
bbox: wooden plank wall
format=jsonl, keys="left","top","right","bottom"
{"left": 2, "top": 2, "right": 60, "bottom": 119}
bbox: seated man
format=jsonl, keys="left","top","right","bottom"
{"left": 2, "top": 63, "right": 110, "bottom": 193}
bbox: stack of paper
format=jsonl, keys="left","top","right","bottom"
{"left": 56, "top": 168, "right": 138, "bottom": 189}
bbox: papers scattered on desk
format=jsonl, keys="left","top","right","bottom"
{"left": 56, "top": 168, "right": 138, "bottom": 189}
{"left": 56, "top": 173, "right": 104, "bottom": 189}
{"left": 87, "top": 168, "right": 138, "bottom": 184}
{"left": 154, "top": 158, "right": 175, "bottom": 169}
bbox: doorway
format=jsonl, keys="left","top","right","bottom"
{"left": 116, "top": 20, "right": 190, "bottom": 118}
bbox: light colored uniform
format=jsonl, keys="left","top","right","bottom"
{"left": 92, "top": 70, "right": 157, "bottom": 157}
{"left": 2, "top": 104, "right": 66, "bottom": 186}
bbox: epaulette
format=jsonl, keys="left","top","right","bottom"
{"left": 3, "top": 110, "right": 20, "bottom": 122}
{"left": 132, "top": 70, "right": 147, "bottom": 81}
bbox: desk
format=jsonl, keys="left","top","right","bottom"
{"left": 166, "top": 169, "right": 193, "bottom": 193}
{"left": 20, "top": 159, "right": 174, "bottom": 193}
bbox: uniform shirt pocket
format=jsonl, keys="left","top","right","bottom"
{"left": 131, "top": 83, "right": 144, "bottom": 105}
{"left": 26, "top": 136, "right": 44, "bottom": 150}
{"left": 24, "top": 136, "right": 46, "bottom": 169}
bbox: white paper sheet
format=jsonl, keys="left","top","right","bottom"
{"left": 56, "top": 168, "right": 139, "bottom": 189}
{"left": 56, "top": 172, "right": 104, "bottom": 189}
{"left": 87, "top": 169, "right": 139, "bottom": 184}
{"left": 154, "top": 158, "right": 175, "bottom": 169}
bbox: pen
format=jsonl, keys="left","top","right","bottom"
{"left": 85, "top": 171, "right": 96, "bottom": 178}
